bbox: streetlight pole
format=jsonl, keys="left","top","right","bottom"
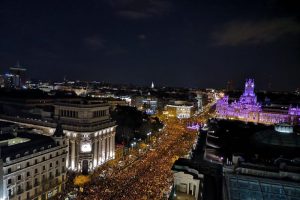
{"left": 147, "top": 132, "right": 152, "bottom": 142}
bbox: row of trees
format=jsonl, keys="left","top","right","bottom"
{"left": 111, "top": 106, "right": 163, "bottom": 146}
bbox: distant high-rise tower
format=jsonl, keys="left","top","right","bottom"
{"left": 196, "top": 93, "right": 203, "bottom": 113}
{"left": 9, "top": 62, "right": 27, "bottom": 88}
{"left": 243, "top": 79, "right": 255, "bottom": 97}
{"left": 151, "top": 81, "right": 154, "bottom": 89}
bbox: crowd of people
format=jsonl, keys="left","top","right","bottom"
{"left": 56, "top": 118, "right": 199, "bottom": 200}
{"left": 82, "top": 119, "right": 196, "bottom": 199}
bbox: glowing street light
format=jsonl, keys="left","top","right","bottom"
{"left": 147, "top": 132, "right": 152, "bottom": 142}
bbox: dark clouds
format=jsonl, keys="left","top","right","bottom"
{"left": 106, "top": 0, "right": 173, "bottom": 19}
{"left": 0, "top": 0, "right": 299, "bottom": 90}
{"left": 213, "top": 18, "right": 300, "bottom": 46}
{"left": 83, "top": 36, "right": 106, "bottom": 49}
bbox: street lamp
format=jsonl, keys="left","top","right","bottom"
{"left": 131, "top": 141, "right": 137, "bottom": 150}
{"left": 147, "top": 132, "right": 152, "bottom": 142}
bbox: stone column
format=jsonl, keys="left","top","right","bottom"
{"left": 66, "top": 139, "right": 70, "bottom": 168}
{"left": 98, "top": 137, "right": 102, "bottom": 165}
{"left": 112, "top": 132, "right": 115, "bottom": 159}
{"left": 106, "top": 136, "right": 110, "bottom": 160}
{"left": 191, "top": 183, "right": 194, "bottom": 196}
{"left": 93, "top": 138, "right": 98, "bottom": 168}
{"left": 71, "top": 140, "right": 75, "bottom": 170}
{"left": 102, "top": 137, "right": 106, "bottom": 162}
{"left": 110, "top": 133, "right": 113, "bottom": 159}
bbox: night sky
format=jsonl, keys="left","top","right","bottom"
{"left": 0, "top": 0, "right": 299, "bottom": 90}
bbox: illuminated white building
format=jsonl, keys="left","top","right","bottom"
{"left": 0, "top": 124, "right": 67, "bottom": 200}
{"left": 165, "top": 104, "right": 194, "bottom": 119}
{"left": 53, "top": 100, "right": 116, "bottom": 173}
{"left": 0, "top": 99, "right": 116, "bottom": 174}
{"left": 195, "top": 93, "right": 203, "bottom": 113}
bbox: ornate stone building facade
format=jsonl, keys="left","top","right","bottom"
{"left": 0, "top": 123, "right": 67, "bottom": 200}
{"left": 216, "top": 79, "right": 300, "bottom": 124}
{"left": 53, "top": 100, "right": 116, "bottom": 173}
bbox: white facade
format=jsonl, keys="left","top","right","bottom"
{"left": 0, "top": 138, "right": 67, "bottom": 200}
{"left": 166, "top": 105, "right": 194, "bottom": 119}
{"left": 65, "top": 126, "right": 116, "bottom": 172}
{"left": 54, "top": 101, "right": 116, "bottom": 173}
{"left": 173, "top": 171, "right": 203, "bottom": 199}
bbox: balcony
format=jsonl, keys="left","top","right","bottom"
{"left": 26, "top": 185, "right": 33, "bottom": 191}
{"left": 34, "top": 181, "right": 40, "bottom": 187}
{"left": 17, "top": 189, "right": 24, "bottom": 194}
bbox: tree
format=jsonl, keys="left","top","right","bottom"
{"left": 73, "top": 175, "right": 91, "bottom": 187}
{"left": 172, "top": 155, "right": 179, "bottom": 163}
{"left": 139, "top": 142, "right": 147, "bottom": 149}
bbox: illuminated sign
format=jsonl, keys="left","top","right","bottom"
{"left": 81, "top": 142, "right": 92, "bottom": 153}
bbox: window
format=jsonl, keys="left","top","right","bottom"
{"left": 56, "top": 160, "right": 59, "bottom": 166}
{"left": 56, "top": 152, "right": 59, "bottom": 156}
{"left": 49, "top": 163, "right": 53, "bottom": 168}
{"left": 26, "top": 162, "right": 30, "bottom": 167}
{"left": 18, "top": 175, "right": 21, "bottom": 181}
{"left": 42, "top": 157, "right": 45, "bottom": 161}
{"left": 35, "top": 159, "right": 38, "bottom": 164}
{"left": 17, "top": 164, "right": 21, "bottom": 170}
{"left": 8, "top": 189, "right": 12, "bottom": 197}
{"left": 43, "top": 166, "right": 46, "bottom": 171}
{"left": 27, "top": 192, "right": 30, "bottom": 199}
{"left": 62, "top": 158, "right": 65, "bottom": 162}
{"left": 27, "top": 172, "right": 30, "bottom": 177}
{"left": 50, "top": 154, "right": 52, "bottom": 159}
{"left": 8, "top": 168, "right": 11, "bottom": 173}
{"left": 8, "top": 178, "right": 12, "bottom": 184}
{"left": 34, "top": 178, "right": 38, "bottom": 185}
{"left": 35, "top": 169, "right": 38, "bottom": 174}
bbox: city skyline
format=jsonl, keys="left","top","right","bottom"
{"left": 0, "top": 0, "right": 299, "bottom": 90}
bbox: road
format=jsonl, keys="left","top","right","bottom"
{"left": 68, "top": 119, "right": 195, "bottom": 199}
{"left": 59, "top": 105, "right": 214, "bottom": 200}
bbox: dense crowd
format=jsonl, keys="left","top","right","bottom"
{"left": 57, "top": 118, "right": 198, "bottom": 200}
